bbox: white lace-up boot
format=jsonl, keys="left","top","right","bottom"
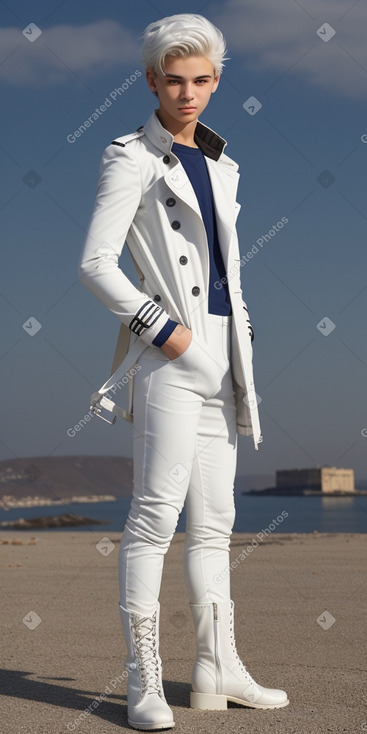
{"left": 119, "top": 602, "right": 175, "bottom": 730}
{"left": 189, "top": 599, "right": 289, "bottom": 710}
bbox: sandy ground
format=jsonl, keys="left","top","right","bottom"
{"left": 0, "top": 530, "right": 366, "bottom": 734}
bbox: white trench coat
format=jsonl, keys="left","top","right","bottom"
{"left": 78, "top": 109, "right": 263, "bottom": 450}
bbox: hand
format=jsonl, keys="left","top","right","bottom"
{"left": 160, "top": 324, "right": 192, "bottom": 360}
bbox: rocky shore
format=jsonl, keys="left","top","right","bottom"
{"left": 0, "top": 513, "right": 107, "bottom": 530}
{"left": 0, "top": 494, "right": 116, "bottom": 510}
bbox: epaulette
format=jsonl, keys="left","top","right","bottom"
{"left": 111, "top": 126, "right": 145, "bottom": 148}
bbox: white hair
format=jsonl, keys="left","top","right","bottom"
{"left": 141, "top": 13, "right": 229, "bottom": 77}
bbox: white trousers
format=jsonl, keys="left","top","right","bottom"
{"left": 118, "top": 314, "right": 238, "bottom": 615}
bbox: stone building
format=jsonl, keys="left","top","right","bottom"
{"left": 276, "top": 467, "right": 355, "bottom": 494}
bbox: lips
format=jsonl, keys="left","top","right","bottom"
{"left": 178, "top": 107, "right": 196, "bottom": 111}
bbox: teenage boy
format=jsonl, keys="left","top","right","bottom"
{"left": 78, "top": 13, "right": 288, "bottom": 731}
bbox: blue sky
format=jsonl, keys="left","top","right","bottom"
{"left": 1, "top": 0, "right": 367, "bottom": 484}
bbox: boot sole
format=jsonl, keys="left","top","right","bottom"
{"left": 128, "top": 719, "right": 175, "bottom": 730}
{"left": 190, "top": 691, "right": 289, "bottom": 710}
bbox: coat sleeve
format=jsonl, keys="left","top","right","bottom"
{"left": 78, "top": 142, "right": 171, "bottom": 346}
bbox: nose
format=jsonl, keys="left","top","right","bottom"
{"left": 180, "top": 83, "right": 194, "bottom": 100}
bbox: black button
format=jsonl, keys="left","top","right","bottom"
{"left": 192, "top": 286, "right": 200, "bottom": 296}
{"left": 171, "top": 220, "right": 181, "bottom": 230}
{"left": 166, "top": 198, "right": 176, "bottom": 207}
{"left": 163, "top": 155, "right": 170, "bottom": 164}
{"left": 179, "top": 255, "right": 188, "bottom": 265}
{"left": 153, "top": 294, "right": 161, "bottom": 302}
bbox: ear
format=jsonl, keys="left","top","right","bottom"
{"left": 211, "top": 74, "right": 220, "bottom": 93}
{"left": 146, "top": 67, "right": 158, "bottom": 94}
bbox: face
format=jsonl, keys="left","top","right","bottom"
{"left": 146, "top": 55, "right": 220, "bottom": 127}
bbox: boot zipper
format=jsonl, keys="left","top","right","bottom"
{"left": 213, "top": 602, "right": 222, "bottom": 694}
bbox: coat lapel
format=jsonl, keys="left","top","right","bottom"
{"left": 164, "top": 156, "right": 239, "bottom": 271}
{"left": 205, "top": 158, "right": 240, "bottom": 270}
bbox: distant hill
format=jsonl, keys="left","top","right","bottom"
{"left": 0, "top": 455, "right": 133, "bottom": 503}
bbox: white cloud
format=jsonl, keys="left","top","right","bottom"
{"left": 0, "top": 20, "right": 140, "bottom": 86}
{"left": 2, "top": 6, "right": 367, "bottom": 96}
{"left": 212, "top": 0, "right": 367, "bottom": 97}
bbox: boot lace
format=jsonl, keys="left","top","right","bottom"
{"left": 131, "top": 612, "right": 163, "bottom": 696}
{"left": 229, "top": 606, "right": 258, "bottom": 691}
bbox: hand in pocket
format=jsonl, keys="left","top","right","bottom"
{"left": 160, "top": 324, "right": 192, "bottom": 361}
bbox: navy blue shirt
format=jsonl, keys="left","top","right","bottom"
{"left": 172, "top": 142, "right": 231, "bottom": 316}
{"left": 152, "top": 140, "right": 231, "bottom": 347}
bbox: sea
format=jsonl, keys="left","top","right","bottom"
{"left": 1, "top": 494, "right": 366, "bottom": 533}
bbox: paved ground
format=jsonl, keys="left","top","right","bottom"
{"left": 1, "top": 530, "right": 366, "bottom": 733}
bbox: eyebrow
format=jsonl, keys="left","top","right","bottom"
{"left": 164, "top": 74, "right": 213, "bottom": 80}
